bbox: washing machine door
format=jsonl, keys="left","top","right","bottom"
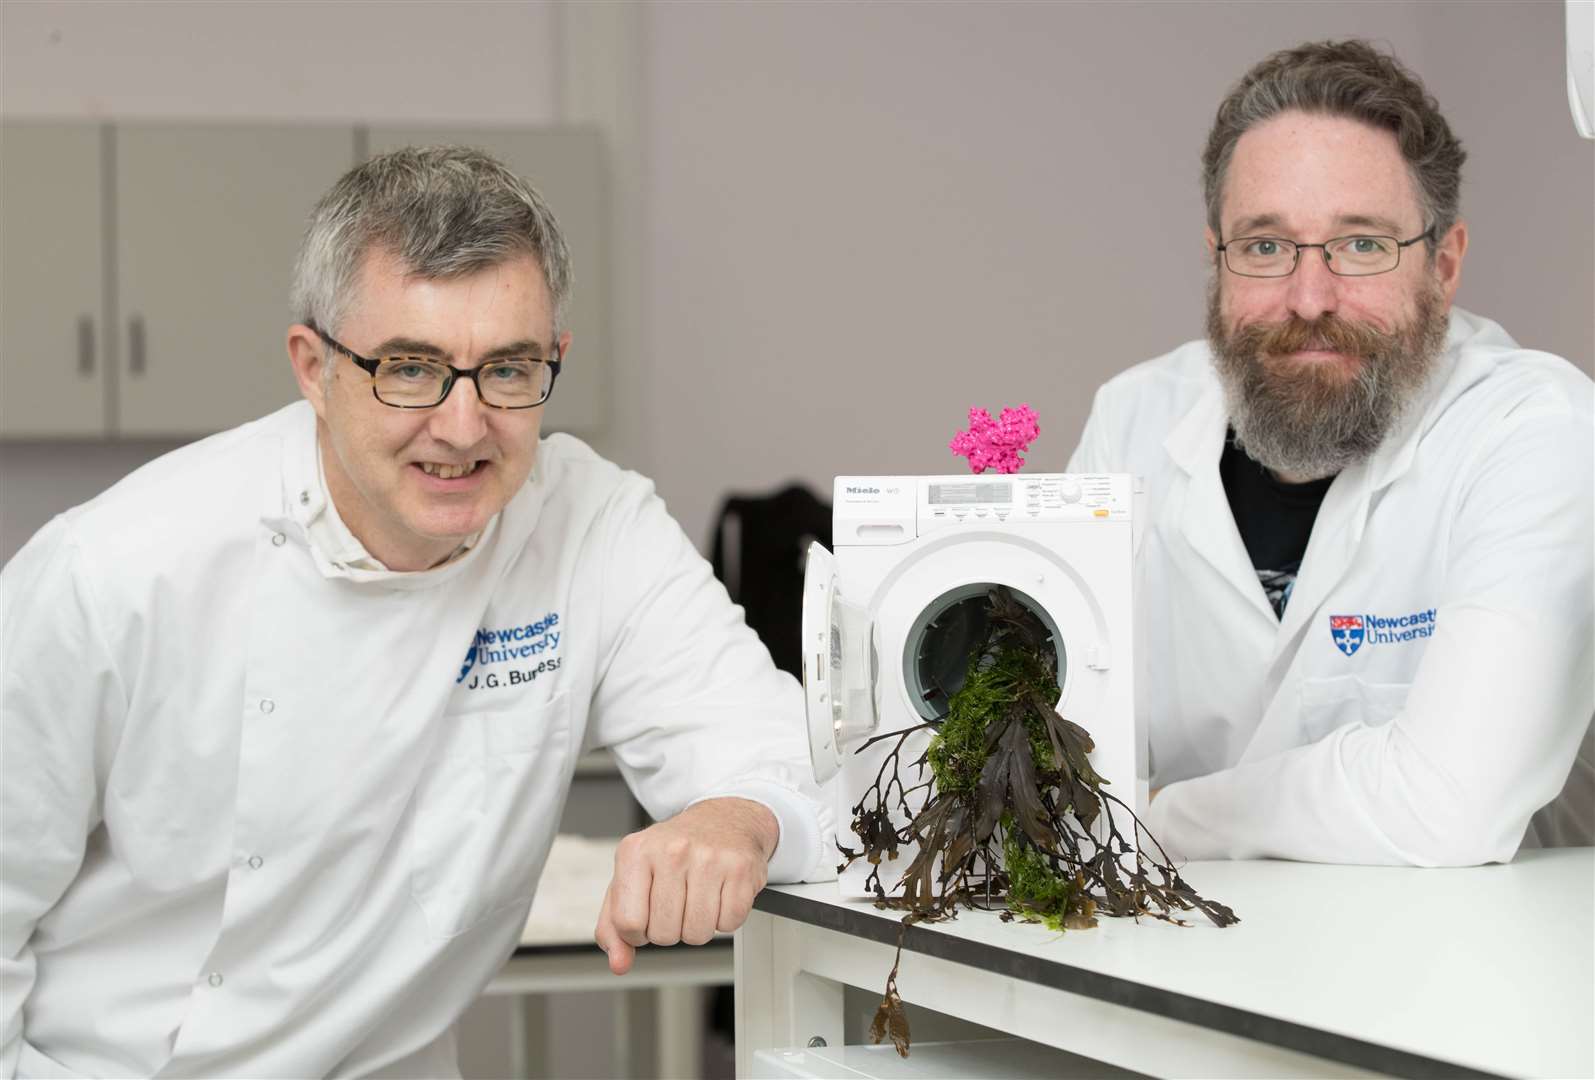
{"left": 801, "top": 542, "right": 878, "bottom": 783}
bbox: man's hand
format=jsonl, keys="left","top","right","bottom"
{"left": 594, "top": 797, "right": 779, "bottom": 975}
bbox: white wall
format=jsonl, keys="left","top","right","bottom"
{"left": 0, "top": 0, "right": 560, "bottom": 122}
{"left": 5, "top": 2, "right": 1590, "bottom": 564}
{"left": 626, "top": 0, "right": 1594, "bottom": 548}
{"left": 3, "top": 1, "right": 1589, "bottom": 561}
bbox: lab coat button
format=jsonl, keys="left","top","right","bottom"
{"left": 208, "top": 972, "right": 223, "bottom": 988}
{"left": 259, "top": 698, "right": 275, "bottom": 715}
{"left": 248, "top": 855, "right": 264, "bottom": 870}
{"left": 299, "top": 490, "right": 310, "bottom": 506}
{"left": 271, "top": 532, "right": 286, "bottom": 547}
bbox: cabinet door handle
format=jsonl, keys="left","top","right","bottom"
{"left": 77, "top": 315, "right": 95, "bottom": 375}
{"left": 128, "top": 315, "right": 146, "bottom": 375}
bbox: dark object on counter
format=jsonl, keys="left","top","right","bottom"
{"left": 708, "top": 484, "right": 832, "bottom": 678}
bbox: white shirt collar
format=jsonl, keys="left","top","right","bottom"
{"left": 308, "top": 445, "right": 483, "bottom": 572}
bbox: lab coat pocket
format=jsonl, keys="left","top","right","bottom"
{"left": 409, "top": 691, "right": 573, "bottom": 939}
{"left": 1298, "top": 676, "right": 1412, "bottom": 744}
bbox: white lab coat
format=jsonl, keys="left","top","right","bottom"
{"left": 0, "top": 401, "right": 830, "bottom": 1078}
{"left": 1067, "top": 308, "right": 1594, "bottom": 866}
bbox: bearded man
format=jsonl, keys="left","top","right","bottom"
{"left": 1067, "top": 39, "right": 1593, "bottom": 865}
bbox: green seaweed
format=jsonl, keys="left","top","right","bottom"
{"left": 842, "top": 587, "right": 1239, "bottom": 1058}
{"left": 926, "top": 644, "right": 1057, "bottom": 796}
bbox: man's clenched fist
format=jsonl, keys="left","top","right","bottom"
{"left": 594, "top": 797, "right": 779, "bottom": 974}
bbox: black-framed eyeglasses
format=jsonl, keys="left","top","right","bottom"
{"left": 1216, "top": 227, "right": 1434, "bottom": 278}
{"left": 312, "top": 326, "right": 562, "bottom": 409}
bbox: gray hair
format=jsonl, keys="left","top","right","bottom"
{"left": 291, "top": 145, "right": 573, "bottom": 339}
{"left": 1201, "top": 40, "right": 1466, "bottom": 243}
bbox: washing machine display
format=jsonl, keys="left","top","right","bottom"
{"left": 927, "top": 480, "right": 1012, "bottom": 505}
{"left": 804, "top": 473, "right": 1140, "bottom": 898}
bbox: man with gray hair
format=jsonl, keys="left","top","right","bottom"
{"left": 1068, "top": 40, "right": 1593, "bottom": 865}
{"left": 1, "top": 147, "right": 829, "bottom": 1076}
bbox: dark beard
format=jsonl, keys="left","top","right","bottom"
{"left": 1205, "top": 280, "right": 1449, "bottom": 480}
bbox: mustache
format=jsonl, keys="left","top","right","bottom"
{"left": 1231, "top": 312, "right": 1394, "bottom": 360}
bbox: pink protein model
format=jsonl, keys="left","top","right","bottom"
{"left": 949, "top": 404, "right": 1040, "bottom": 474}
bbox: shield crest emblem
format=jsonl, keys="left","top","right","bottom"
{"left": 1329, "top": 615, "right": 1364, "bottom": 657}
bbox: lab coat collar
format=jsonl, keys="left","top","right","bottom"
{"left": 262, "top": 401, "right": 539, "bottom": 591}
{"left": 1357, "top": 307, "right": 1500, "bottom": 496}
{"left": 1162, "top": 383, "right": 1278, "bottom": 622}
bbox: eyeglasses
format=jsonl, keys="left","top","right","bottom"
{"left": 313, "top": 327, "right": 561, "bottom": 409}
{"left": 1217, "top": 227, "right": 1434, "bottom": 278}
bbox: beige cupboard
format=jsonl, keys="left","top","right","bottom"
{"left": 1, "top": 122, "right": 605, "bottom": 438}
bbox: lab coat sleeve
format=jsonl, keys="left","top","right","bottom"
{"left": 1, "top": 521, "right": 121, "bottom": 1075}
{"left": 1145, "top": 398, "right": 1595, "bottom": 866}
{"left": 585, "top": 479, "right": 834, "bottom": 882}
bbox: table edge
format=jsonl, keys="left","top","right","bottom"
{"left": 513, "top": 936, "right": 734, "bottom": 958}
{"left": 752, "top": 887, "right": 1503, "bottom": 1080}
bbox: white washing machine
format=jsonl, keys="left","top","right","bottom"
{"left": 802, "top": 472, "right": 1140, "bottom": 898}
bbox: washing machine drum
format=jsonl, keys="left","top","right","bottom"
{"left": 899, "top": 581, "right": 1065, "bottom": 722}
{"left": 802, "top": 534, "right": 1112, "bottom": 784}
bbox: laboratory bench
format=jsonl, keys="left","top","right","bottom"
{"left": 734, "top": 847, "right": 1593, "bottom": 1079}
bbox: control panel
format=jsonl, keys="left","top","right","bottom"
{"left": 833, "top": 474, "right": 1132, "bottom": 545}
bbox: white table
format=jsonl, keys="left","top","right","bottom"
{"left": 735, "top": 848, "right": 1594, "bottom": 1078}
{"left": 482, "top": 831, "right": 734, "bottom": 1078}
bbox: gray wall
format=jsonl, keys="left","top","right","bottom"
{"left": 621, "top": 0, "right": 1593, "bottom": 547}
{"left": 2, "top": 1, "right": 1589, "bottom": 566}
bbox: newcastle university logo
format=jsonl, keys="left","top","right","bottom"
{"left": 1328, "top": 608, "right": 1436, "bottom": 657}
{"left": 1329, "top": 615, "right": 1365, "bottom": 656}
{"left": 457, "top": 611, "right": 562, "bottom": 686}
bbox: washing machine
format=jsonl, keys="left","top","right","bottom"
{"left": 801, "top": 472, "right": 1140, "bottom": 898}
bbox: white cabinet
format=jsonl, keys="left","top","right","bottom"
{"left": 115, "top": 124, "right": 354, "bottom": 436}
{"left": 0, "top": 123, "right": 107, "bottom": 437}
{"left": 1, "top": 122, "right": 605, "bottom": 439}
{"left": 366, "top": 127, "right": 607, "bottom": 434}
{"left": 0, "top": 121, "right": 354, "bottom": 439}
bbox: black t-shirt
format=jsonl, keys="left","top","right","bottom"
{"left": 1219, "top": 430, "right": 1334, "bottom": 619}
